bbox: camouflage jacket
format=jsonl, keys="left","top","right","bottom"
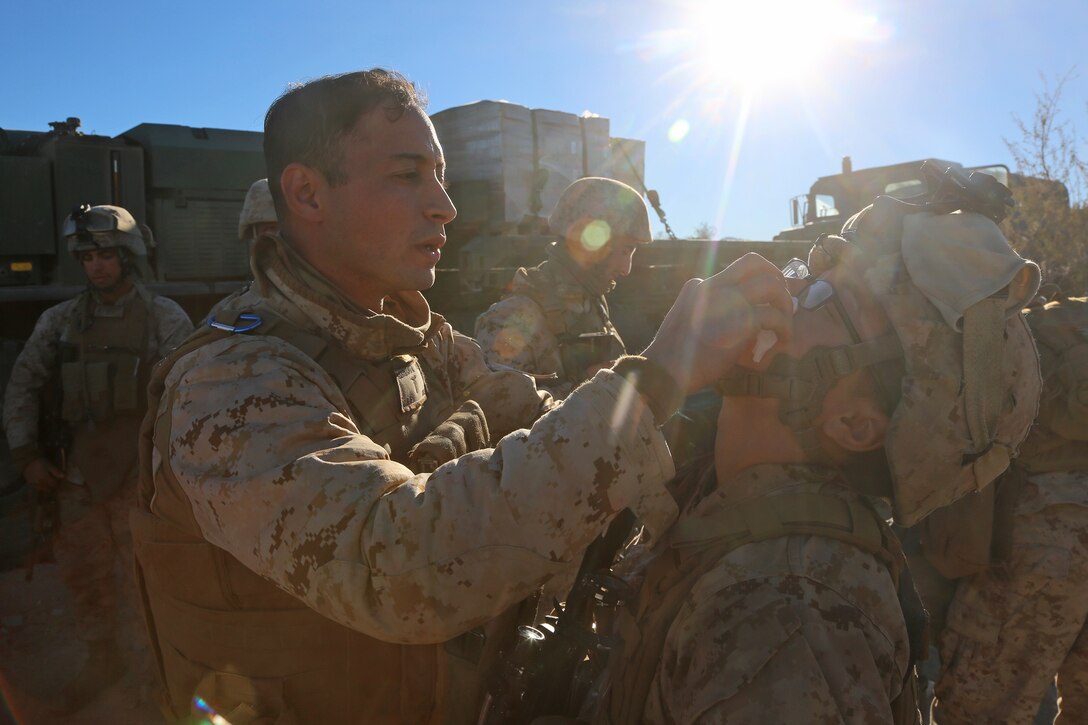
{"left": 619, "top": 463, "right": 911, "bottom": 724}
{"left": 2, "top": 283, "right": 193, "bottom": 466}
{"left": 475, "top": 244, "right": 625, "bottom": 398}
{"left": 146, "top": 236, "right": 677, "bottom": 644}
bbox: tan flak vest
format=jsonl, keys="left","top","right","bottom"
{"left": 511, "top": 256, "right": 625, "bottom": 385}
{"left": 132, "top": 307, "right": 501, "bottom": 725}
{"left": 59, "top": 283, "right": 157, "bottom": 427}
{"left": 597, "top": 461, "right": 924, "bottom": 725}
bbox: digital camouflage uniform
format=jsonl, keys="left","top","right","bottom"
{"left": 595, "top": 203, "right": 1042, "bottom": 725}
{"left": 133, "top": 234, "right": 677, "bottom": 724}
{"left": 474, "top": 243, "right": 625, "bottom": 398}
{"left": 934, "top": 468, "right": 1088, "bottom": 724}
{"left": 612, "top": 463, "right": 912, "bottom": 724}
{"left": 3, "top": 283, "right": 193, "bottom": 644}
{"left": 475, "top": 177, "right": 651, "bottom": 398}
{"left": 932, "top": 296, "right": 1088, "bottom": 725}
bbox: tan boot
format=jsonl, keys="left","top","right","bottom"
{"left": 57, "top": 638, "right": 128, "bottom": 713}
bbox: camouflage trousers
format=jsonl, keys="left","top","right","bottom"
{"left": 934, "top": 482, "right": 1088, "bottom": 724}
{"left": 52, "top": 467, "right": 137, "bottom": 645}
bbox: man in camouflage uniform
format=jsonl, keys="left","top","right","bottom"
{"left": 475, "top": 177, "right": 651, "bottom": 397}
{"left": 596, "top": 203, "right": 1042, "bottom": 724}
{"left": 131, "top": 68, "right": 794, "bottom": 724}
{"left": 2, "top": 203, "right": 193, "bottom": 712}
{"left": 238, "top": 177, "right": 278, "bottom": 242}
{"left": 928, "top": 293, "right": 1088, "bottom": 724}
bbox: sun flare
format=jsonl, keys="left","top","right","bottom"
{"left": 653, "top": 0, "right": 890, "bottom": 96}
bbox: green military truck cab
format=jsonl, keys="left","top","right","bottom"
{"left": 774, "top": 156, "right": 1011, "bottom": 241}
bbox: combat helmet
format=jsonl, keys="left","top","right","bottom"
{"left": 720, "top": 164, "right": 1042, "bottom": 525}
{"left": 549, "top": 177, "right": 653, "bottom": 249}
{"left": 238, "top": 178, "right": 276, "bottom": 240}
{"left": 63, "top": 204, "right": 147, "bottom": 257}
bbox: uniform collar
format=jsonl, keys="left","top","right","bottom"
{"left": 88, "top": 281, "right": 139, "bottom": 308}
{"left": 511, "top": 242, "right": 614, "bottom": 301}
{"left": 249, "top": 233, "right": 445, "bottom": 361}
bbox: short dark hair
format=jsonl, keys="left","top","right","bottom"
{"left": 263, "top": 69, "right": 425, "bottom": 219}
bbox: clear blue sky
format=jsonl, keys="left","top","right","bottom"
{"left": 4, "top": 0, "right": 1085, "bottom": 240}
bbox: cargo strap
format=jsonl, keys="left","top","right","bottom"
{"left": 962, "top": 297, "right": 1012, "bottom": 488}
{"left": 716, "top": 333, "right": 903, "bottom": 452}
{"left": 668, "top": 490, "right": 905, "bottom": 585}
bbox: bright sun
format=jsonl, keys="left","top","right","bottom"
{"left": 655, "top": 0, "right": 889, "bottom": 95}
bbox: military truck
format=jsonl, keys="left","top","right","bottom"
{"left": 774, "top": 156, "right": 1016, "bottom": 241}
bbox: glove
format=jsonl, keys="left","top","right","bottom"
{"left": 407, "top": 400, "right": 490, "bottom": 473}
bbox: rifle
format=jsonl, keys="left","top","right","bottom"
{"left": 479, "top": 509, "right": 636, "bottom": 724}
{"left": 24, "top": 347, "right": 72, "bottom": 581}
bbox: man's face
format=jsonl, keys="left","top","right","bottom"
{"left": 715, "top": 261, "right": 895, "bottom": 470}
{"left": 79, "top": 248, "right": 125, "bottom": 291}
{"left": 318, "top": 105, "right": 456, "bottom": 307}
{"left": 601, "top": 238, "right": 639, "bottom": 284}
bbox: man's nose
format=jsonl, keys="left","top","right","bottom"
{"left": 428, "top": 182, "right": 457, "bottom": 225}
{"left": 617, "top": 254, "right": 634, "bottom": 278}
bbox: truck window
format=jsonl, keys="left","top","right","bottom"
{"left": 884, "top": 179, "right": 925, "bottom": 199}
{"left": 814, "top": 194, "right": 838, "bottom": 218}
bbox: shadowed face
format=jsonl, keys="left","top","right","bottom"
{"left": 79, "top": 248, "right": 125, "bottom": 291}
{"left": 600, "top": 238, "right": 640, "bottom": 284}
{"left": 315, "top": 105, "right": 457, "bottom": 309}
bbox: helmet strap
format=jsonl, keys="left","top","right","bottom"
{"left": 716, "top": 334, "right": 903, "bottom": 453}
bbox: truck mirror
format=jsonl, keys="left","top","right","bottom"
{"left": 791, "top": 197, "right": 800, "bottom": 226}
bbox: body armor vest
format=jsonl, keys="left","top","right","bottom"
{"left": 59, "top": 284, "right": 156, "bottom": 426}
{"left": 132, "top": 308, "right": 477, "bottom": 725}
{"left": 513, "top": 270, "right": 625, "bottom": 385}
{"left": 598, "top": 462, "right": 923, "bottom": 725}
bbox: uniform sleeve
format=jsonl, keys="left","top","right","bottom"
{"left": 152, "top": 297, "right": 195, "bottom": 358}
{"left": 444, "top": 329, "right": 555, "bottom": 439}
{"left": 475, "top": 298, "right": 556, "bottom": 370}
{"left": 159, "top": 337, "right": 677, "bottom": 644}
{"left": 2, "top": 303, "right": 69, "bottom": 461}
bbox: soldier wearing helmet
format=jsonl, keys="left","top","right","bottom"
{"left": 2, "top": 204, "right": 193, "bottom": 713}
{"left": 475, "top": 176, "right": 653, "bottom": 397}
{"left": 238, "top": 178, "right": 278, "bottom": 242}
{"left": 591, "top": 199, "right": 1042, "bottom": 724}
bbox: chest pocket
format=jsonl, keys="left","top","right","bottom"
{"left": 263, "top": 319, "right": 450, "bottom": 461}
{"left": 337, "top": 355, "right": 436, "bottom": 459}
{"left": 59, "top": 295, "right": 151, "bottom": 424}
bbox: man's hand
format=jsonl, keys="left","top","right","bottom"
{"left": 643, "top": 253, "right": 793, "bottom": 394}
{"left": 23, "top": 458, "right": 65, "bottom": 492}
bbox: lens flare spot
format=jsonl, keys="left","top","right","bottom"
{"left": 668, "top": 119, "right": 691, "bottom": 143}
{"left": 581, "top": 220, "right": 612, "bottom": 251}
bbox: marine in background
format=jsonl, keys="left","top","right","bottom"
{"left": 594, "top": 200, "right": 1042, "bottom": 724}
{"left": 475, "top": 177, "right": 652, "bottom": 397}
{"left": 238, "top": 177, "right": 278, "bottom": 243}
{"left": 924, "top": 290, "right": 1088, "bottom": 724}
{"left": 2, "top": 204, "right": 193, "bottom": 712}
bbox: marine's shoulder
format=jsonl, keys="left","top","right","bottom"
{"left": 163, "top": 331, "right": 334, "bottom": 393}
{"left": 27, "top": 297, "right": 81, "bottom": 339}
{"left": 477, "top": 294, "right": 548, "bottom": 329}
{"left": 149, "top": 293, "right": 189, "bottom": 317}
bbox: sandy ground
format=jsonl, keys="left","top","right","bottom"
{"left": 0, "top": 561, "right": 161, "bottom": 725}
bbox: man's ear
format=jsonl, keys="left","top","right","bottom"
{"left": 821, "top": 397, "right": 889, "bottom": 453}
{"left": 280, "top": 164, "right": 325, "bottom": 224}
